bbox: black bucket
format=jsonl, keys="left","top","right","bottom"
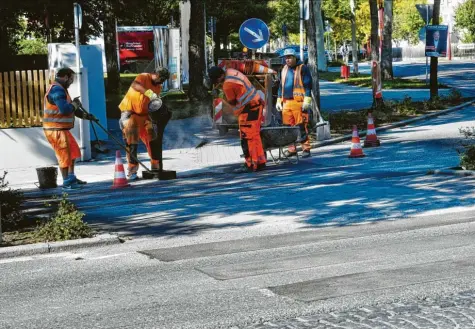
{"left": 36, "top": 167, "right": 58, "bottom": 189}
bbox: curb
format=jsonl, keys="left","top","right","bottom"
{"left": 0, "top": 233, "right": 122, "bottom": 259}
{"left": 427, "top": 169, "right": 475, "bottom": 177}
{"left": 309, "top": 100, "right": 475, "bottom": 149}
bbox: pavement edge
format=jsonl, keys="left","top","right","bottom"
{"left": 0, "top": 233, "right": 122, "bottom": 259}
{"left": 310, "top": 100, "right": 475, "bottom": 149}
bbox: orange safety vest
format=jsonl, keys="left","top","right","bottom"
{"left": 224, "top": 68, "right": 260, "bottom": 115}
{"left": 281, "top": 64, "right": 305, "bottom": 102}
{"left": 43, "top": 82, "right": 74, "bottom": 130}
{"left": 118, "top": 73, "right": 162, "bottom": 115}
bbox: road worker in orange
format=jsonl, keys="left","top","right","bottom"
{"left": 275, "top": 48, "right": 313, "bottom": 158}
{"left": 118, "top": 67, "right": 170, "bottom": 180}
{"left": 208, "top": 66, "right": 266, "bottom": 172}
{"left": 43, "top": 68, "right": 97, "bottom": 190}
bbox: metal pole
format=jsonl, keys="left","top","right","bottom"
{"left": 210, "top": 17, "right": 214, "bottom": 66}
{"left": 426, "top": 5, "right": 429, "bottom": 85}
{"left": 300, "top": 0, "right": 304, "bottom": 62}
{"left": 74, "top": 3, "right": 86, "bottom": 161}
{"left": 0, "top": 203, "right": 2, "bottom": 244}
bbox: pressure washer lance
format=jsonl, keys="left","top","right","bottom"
{"left": 75, "top": 98, "right": 161, "bottom": 180}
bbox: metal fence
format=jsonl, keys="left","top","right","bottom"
{"left": 0, "top": 69, "right": 50, "bottom": 128}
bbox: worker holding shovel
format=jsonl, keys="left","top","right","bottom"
{"left": 118, "top": 67, "right": 170, "bottom": 181}
{"left": 43, "top": 68, "right": 97, "bottom": 190}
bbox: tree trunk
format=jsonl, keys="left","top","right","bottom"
{"left": 369, "top": 0, "right": 383, "bottom": 106}
{"left": 430, "top": 0, "right": 440, "bottom": 99}
{"left": 188, "top": 0, "right": 209, "bottom": 101}
{"left": 350, "top": 0, "right": 359, "bottom": 75}
{"left": 381, "top": 0, "right": 393, "bottom": 80}
{"left": 313, "top": 0, "right": 327, "bottom": 71}
{"left": 306, "top": 0, "right": 321, "bottom": 116}
{"left": 103, "top": 13, "right": 120, "bottom": 96}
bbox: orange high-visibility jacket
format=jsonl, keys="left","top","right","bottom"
{"left": 43, "top": 83, "right": 74, "bottom": 130}
{"left": 119, "top": 73, "right": 163, "bottom": 115}
{"left": 223, "top": 68, "right": 260, "bottom": 116}
{"left": 281, "top": 64, "right": 305, "bottom": 102}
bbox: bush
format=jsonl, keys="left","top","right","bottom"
{"left": 444, "top": 89, "right": 463, "bottom": 103}
{"left": 423, "top": 96, "right": 442, "bottom": 112}
{"left": 36, "top": 193, "right": 93, "bottom": 242}
{"left": 396, "top": 96, "right": 417, "bottom": 115}
{"left": 0, "top": 171, "right": 24, "bottom": 231}
{"left": 459, "top": 126, "right": 475, "bottom": 170}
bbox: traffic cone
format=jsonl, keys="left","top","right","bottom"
{"left": 348, "top": 125, "right": 365, "bottom": 158}
{"left": 112, "top": 150, "right": 130, "bottom": 188}
{"left": 251, "top": 62, "right": 276, "bottom": 74}
{"left": 364, "top": 113, "right": 381, "bottom": 147}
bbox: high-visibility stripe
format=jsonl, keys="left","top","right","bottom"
{"left": 42, "top": 117, "right": 75, "bottom": 123}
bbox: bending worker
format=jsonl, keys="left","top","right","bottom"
{"left": 43, "top": 67, "right": 97, "bottom": 190}
{"left": 276, "top": 48, "right": 313, "bottom": 158}
{"left": 208, "top": 66, "right": 266, "bottom": 172}
{"left": 118, "top": 67, "right": 170, "bottom": 180}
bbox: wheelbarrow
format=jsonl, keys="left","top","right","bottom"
{"left": 260, "top": 126, "right": 301, "bottom": 164}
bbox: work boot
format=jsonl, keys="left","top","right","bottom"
{"left": 233, "top": 164, "right": 252, "bottom": 174}
{"left": 128, "top": 172, "right": 139, "bottom": 181}
{"left": 75, "top": 178, "right": 87, "bottom": 184}
{"left": 301, "top": 150, "right": 311, "bottom": 158}
{"left": 62, "top": 177, "right": 81, "bottom": 190}
{"left": 283, "top": 150, "right": 297, "bottom": 157}
{"left": 256, "top": 163, "right": 267, "bottom": 171}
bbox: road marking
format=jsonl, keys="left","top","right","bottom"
{"left": 88, "top": 253, "right": 129, "bottom": 260}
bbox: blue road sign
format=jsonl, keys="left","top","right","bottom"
{"left": 239, "top": 18, "right": 269, "bottom": 50}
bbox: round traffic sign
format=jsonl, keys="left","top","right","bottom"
{"left": 239, "top": 18, "right": 269, "bottom": 50}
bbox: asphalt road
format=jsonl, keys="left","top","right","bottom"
{"left": 2, "top": 106, "right": 475, "bottom": 328}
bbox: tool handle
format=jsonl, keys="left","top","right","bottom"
{"left": 91, "top": 121, "right": 152, "bottom": 173}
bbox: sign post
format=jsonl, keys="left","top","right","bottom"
{"left": 239, "top": 18, "right": 270, "bottom": 50}
{"left": 73, "top": 3, "right": 87, "bottom": 161}
{"left": 300, "top": 0, "right": 310, "bottom": 62}
{"left": 416, "top": 4, "right": 433, "bottom": 84}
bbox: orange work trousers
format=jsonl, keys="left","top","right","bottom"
{"left": 120, "top": 112, "right": 159, "bottom": 174}
{"left": 282, "top": 99, "right": 310, "bottom": 152}
{"left": 44, "top": 130, "right": 81, "bottom": 168}
{"left": 238, "top": 104, "right": 266, "bottom": 170}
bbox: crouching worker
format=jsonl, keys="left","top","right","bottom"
{"left": 118, "top": 67, "right": 170, "bottom": 180}
{"left": 43, "top": 68, "right": 97, "bottom": 190}
{"left": 208, "top": 66, "right": 266, "bottom": 172}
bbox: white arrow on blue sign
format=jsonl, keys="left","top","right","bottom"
{"left": 239, "top": 18, "right": 270, "bottom": 50}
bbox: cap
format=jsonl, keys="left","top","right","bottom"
{"left": 56, "top": 67, "right": 75, "bottom": 78}
{"left": 154, "top": 66, "right": 170, "bottom": 80}
{"left": 208, "top": 66, "right": 225, "bottom": 84}
{"left": 280, "top": 48, "right": 297, "bottom": 58}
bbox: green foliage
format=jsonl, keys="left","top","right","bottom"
{"left": 393, "top": 0, "right": 427, "bottom": 44}
{"left": 458, "top": 127, "right": 475, "bottom": 170}
{"left": 455, "top": 0, "right": 475, "bottom": 43}
{"left": 423, "top": 96, "right": 442, "bottom": 112}
{"left": 443, "top": 88, "right": 463, "bottom": 103}
{"left": 268, "top": 0, "right": 299, "bottom": 38}
{"left": 397, "top": 96, "right": 417, "bottom": 115}
{"left": 17, "top": 38, "right": 48, "bottom": 55}
{"left": 36, "top": 193, "right": 93, "bottom": 242}
{"left": 0, "top": 171, "right": 25, "bottom": 231}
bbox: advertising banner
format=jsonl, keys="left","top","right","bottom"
{"left": 425, "top": 25, "right": 448, "bottom": 57}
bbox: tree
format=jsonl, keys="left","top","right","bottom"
{"left": 188, "top": 0, "right": 208, "bottom": 101}
{"left": 381, "top": 0, "right": 393, "bottom": 80}
{"left": 455, "top": 0, "right": 475, "bottom": 43}
{"left": 17, "top": 38, "right": 48, "bottom": 55}
{"left": 392, "top": 0, "right": 426, "bottom": 45}
{"left": 313, "top": 0, "right": 327, "bottom": 71}
{"left": 350, "top": 0, "right": 359, "bottom": 74}
{"left": 430, "top": 0, "right": 440, "bottom": 99}
{"left": 369, "top": 0, "right": 383, "bottom": 105}
{"left": 306, "top": 0, "right": 321, "bottom": 114}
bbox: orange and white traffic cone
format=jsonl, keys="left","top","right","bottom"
{"left": 251, "top": 62, "right": 276, "bottom": 74}
{"left": 213, "top": 98, "right": 223, "bottom": 124}
{"left": 112, "top": 150, "right": 130, "bottom": 188}
{"left": 348, "top": 125, "right": 365, "bottom": 158}
{"left": 364, "top": 113, "right": 381, "bottom": 147}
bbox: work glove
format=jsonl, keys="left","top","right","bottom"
{"left": 211, "top": 88, "right": 219, "bottom": 98}
{"left": 275, "top": 97, "right": 283, "bottom": 112}
{"left": 303, "top": 96, "right": 312, "bottom": 111}
{"left": 144, "top": 89, "right": 158, "bottom": 100}
{"left": 84, "top": 112, "right": 98, "bottom": 122}
{"left": 71, "top": 98, "right": 82, "bottom": 110}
